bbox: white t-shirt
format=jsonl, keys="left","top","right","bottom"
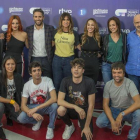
{"left": 7, "top": 79, "right": 16, "bottom": 99}
{"left": 22, "top": 77, "right": 55, "bottom": 104}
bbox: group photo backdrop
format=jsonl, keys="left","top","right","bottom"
{"left": 0, "top": 0, "right": 139, "bottom": 109}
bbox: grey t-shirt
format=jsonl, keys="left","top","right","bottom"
{"left": 103, "top": 77, "right": 139, "bottom": 109}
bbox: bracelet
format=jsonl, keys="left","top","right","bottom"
{"left": 10, "top": 99, "right": 15, "bottom": 105}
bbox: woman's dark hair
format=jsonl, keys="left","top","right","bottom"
{"left": 107, "top": 16, "right": 121, "bottom": 35}
{"left": 1, "top": 56, "right": 17, "bottom": 87}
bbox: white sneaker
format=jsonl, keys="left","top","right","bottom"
{"left": 46, "top": 127, "right": 54, "bottom": 139}
{"left": 32, "top": 120, "right": 43, "bottom": 131}
{"left": 62, "top": 123, "right": 75, "bottom": 140}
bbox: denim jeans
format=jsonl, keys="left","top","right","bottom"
{"left": 101, "top": 62, "right": 112, "bottom": 84}
{"left": 128, "top": 74, "right": 140, "bottom": 93}
{"left": 96, "top": 107, "right": 140, "bottom": 140}
{"left": 31, "top": 56, "right": 52, "bottom": 78}
{"left": 52, "top": 55, "right": 74, "bottom": 93}
{"left": 17, "top": 103, "right": 58, "bottom": 129}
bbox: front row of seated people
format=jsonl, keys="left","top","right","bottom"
{"left": 0, "top": 56, "right": 140, "bottom": 140}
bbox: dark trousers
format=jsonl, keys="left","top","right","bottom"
{"left": 60, "top": 108, "right": 93, "bottom": 140}
{"left": 31, "top": 56, "right": 52, "bottom": 78}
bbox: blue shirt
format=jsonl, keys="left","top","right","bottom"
{"left": 126, "top": 29, "right": 140, "bottom": 76}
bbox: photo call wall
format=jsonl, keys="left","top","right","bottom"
{"left": 0, "top": 0, "right": 139, "bottom": 109}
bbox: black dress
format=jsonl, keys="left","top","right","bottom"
{"left": 80, "top": 36, "right": 100, "bottom": 84}
{"left": 4, "top": 35, "right": 25, "bottom": 75}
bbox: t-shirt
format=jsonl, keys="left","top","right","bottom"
{"left": 53, "top": 30, "right": 79, "bottom": 57}
{"left": 103, "top": 77, "right": 139, "bottom": 108}
{"left": 22, "top": 77, "right": 55, "bottom": 104}
{"left": 7, "top": 79, "right": 16, "bottom": 99}
{"left": 59, "top": 76, "right": 97, "bottom": 108}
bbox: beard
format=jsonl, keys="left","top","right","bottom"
{"left": 35, "top": 20, "right": 43, "bottom": 26}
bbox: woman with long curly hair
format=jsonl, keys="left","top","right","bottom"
{"left": 0, "top": 56, "right": 24, "bottom": 139}
{"left": 52, "top": 12, "right": 80, "bottom": 93}
{"left": 80, "top": 18, "right": 101, "bottom": 84}
{"left": 1, "top": 15, "right": 28, "bottom": 76}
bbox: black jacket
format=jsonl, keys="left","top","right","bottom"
{"left": 0, "top": 72, "right": 24, "bottom": 106}
{"left": 101, "top": 32, "right": 127, "bottom": 64}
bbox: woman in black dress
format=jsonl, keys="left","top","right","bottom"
{"left": 80, "top": 18, "right": 101, "bottom": 84}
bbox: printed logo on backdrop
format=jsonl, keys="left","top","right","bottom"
{"left": 99, "top": 27, "right": 108, "bottom": 35}
{"left": 1, "top": 25, "right": 8, "bottom": 31}
{"left": 29, "top": 7, "right": 52, "bottom": 15}
{"left": 78, "top": 9, "right": 87, "bottom": 16}
{"left": 0, "top": 7, "right": 4, "bottom": 14}
{"left": 93, "top": 9, "right": 108, "bottom": 17}
{"left": 9, "top": 7, "right": 23, "bottom": 15}
{"left": 59, "top": 8, "right": 72, "bottom": 15}
{"left": 115, "top": 9, "right": 139, "bottom": 17}
{"left": 121, "top": 29, "right": 130, "bottom": 34}
{"left": 73, "top": 27, "right": 78, "bottom": 32}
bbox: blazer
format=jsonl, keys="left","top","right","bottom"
{"left": 26, "top": 24, "right": 54, "bottom": 65}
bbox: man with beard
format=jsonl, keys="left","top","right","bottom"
{"left": 126, "top": 14, "right": 140, "bottom": 92}
{"left": 17, "top": 61, "right": 58, "bottom": 139}
{"left": 27, "top": 8, "right": 54, "bottom": 78}
{"left": 96, "top": 62, "right": 140, "bottom": 140}
{"left": 57, "top": 58, "right": 96, "bottom": 140}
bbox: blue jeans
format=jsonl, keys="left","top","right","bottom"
{"left": 128, "top": 74, "right": 140, "bottom": 93}
{"left": 52, "top": 55, "right": 74, "bottom": 93}
{"left": 96, "top": 107, "right": 140, "bottom": 140}
{"left": 17, "top": 103, "right": 58, "bottom": 129}
{"left": 31, "top": 56, "right": 52, "bottom": 78}
{"left": 101, "top": 62, "right": 112, "bottom": 84}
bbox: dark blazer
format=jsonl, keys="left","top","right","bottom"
{"left": 0, "top": 72, "right": 24, "bottom": 106}
{"left": 26, "top": 24, "right": 54, "bottom": 65}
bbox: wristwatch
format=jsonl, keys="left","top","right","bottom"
{"left": 121, "top": 111, "right": 125, "bottom": 117}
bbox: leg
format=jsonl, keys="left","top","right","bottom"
{"left": 128, "top": 74, "right": 140, "bottom": 92}
{"left": 16, "top": 62, "right": 23, "bottom": 76}
{"left": 0, "top": 103, "right": 5, "bottom": 127}
{"left": 123, "top": 109, "right": 140, "bottom": 140}
{"left": 101, "top": 62, "right": 112, "bottom": 84}
{"left": 52, "top": 55, "right": 63, "bottom": 94}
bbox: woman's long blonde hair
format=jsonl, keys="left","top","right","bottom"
{"left": 57, "top": 12, "right": 73, "bottom": 34}
{"left": 82, "top": 18, "right": 100, "bottom": 47}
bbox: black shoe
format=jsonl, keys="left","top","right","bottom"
{"left": 0, "top": 127, "right": 6, "bottom": 139}
{"left": 113, "top": 121, "right": 125, "bottom": 135}
{"left": 7, "top": 117, "right": 13, "bottom": 126}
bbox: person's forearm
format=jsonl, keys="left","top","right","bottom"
{"left": 84, "top": 105, "right": 94, "bottom": 128}
{"left": 21, "top": 104, "right": 30, "bottom": 113}
{"left": 58, "top": 99, "right": 76, "bottom": 109}
{"left": 103, "top": 105, "right": 115, "bottom": 123}
{"left": 0, "top": 96, "right": 11, "bottom": 104}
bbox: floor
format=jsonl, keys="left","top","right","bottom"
{"left": 2, "top": 112, "right": 140, "bottom": 140}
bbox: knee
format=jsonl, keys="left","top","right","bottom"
{"left": 17, "top": 112, "right": 27, "bottom": 124}
{"left": 96, "top": 117, "right": 104, "bottom": 128}
{"left": 133, "top": 109, "right": 140, "bottom": 122}
{"left": 57, "top": 106, "right": 66, "bottom": 117}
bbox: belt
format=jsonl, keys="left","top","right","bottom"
{"left": 81, "top": 51, "right": 98, "bottom": 57}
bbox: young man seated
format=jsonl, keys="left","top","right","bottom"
{"left": 96, "top": 62, "right": 140, "bottom": 140}
{"left": 17, "top": 61, "right": 58, "bottom": 139}
{"left": 57, "top": 58, "right": 96, "bottom": 140}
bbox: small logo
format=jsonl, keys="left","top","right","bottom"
{"left": 127, "top": 9, "right": 139, "bottom": 17}
{"left": 0, "top": 7, "right": 4, "bottom": 14}
{"left": 42, "top": 8, "right": 52, "bottom": 15}
{"left": 99, "top": 27, "right": 108, "bottom": 35}
{"left": 78, "top": 9, "right": 87, "bottom": 16}
{"left": 73, "top": 27, "right": 78, "bottom": 32}
{"left": 9, "top": 7, "right": 23, "bottom": 15}
{"left": 59, "top": 8, "right": 72, "bottom": 15}
{"left": 115, "top": 9, "right": 127, "bottom": 16}
{"left": 29, "top": 7, "right": 40, "bottom": 14}
{"left": 1, "top": 25, "right": 8, "bottom": 31}
{"left": 121, "top": 29, "right": 130, "bottom": 34}
{"left": 93, "top": 9, "right": 108, "bottom": 17}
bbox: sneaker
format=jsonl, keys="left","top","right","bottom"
{"left": 32, "top": 120, "right": 43, "bottom": 131}
{"left": 62, "top": 123, "right": 75, "bottom": 139}
{"left": 46, "top": 127, "right": 54, "bottom": 139}
{"left": 113, "top": 121, "right": 125, "bottom": 135}
{"left": 0, "top": 127, "right": 6, "bottom": 139}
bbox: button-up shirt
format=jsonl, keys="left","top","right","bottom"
{"left": 32, "top": 24, "right": 47, "bottom": 57}
{"left": 126, "top": 29, "right": 140, "bottom": 76}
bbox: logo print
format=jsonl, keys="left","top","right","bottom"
{"left": 115, "top": 9, "right": 127, "bottom": 16}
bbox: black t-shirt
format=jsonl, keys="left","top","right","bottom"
{"left": 59, "top": 76, "right": 97, "bottom": 108}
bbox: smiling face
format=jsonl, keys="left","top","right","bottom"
{"left": 5, "top": 59, "right": 16, "bottom": 74}
{"left": 30, "top": 66, "right": 42, "bottom": 81}
{"left": 33, "top": 11, "right": 44, "bottom": 26}
{"left": 87, "top": 20, "right": 95, "bottom": 34}
{"left": 12, "top": 19, "right": 19, "bottom": 31}
{"left": 109, "top": 20, "right": 118, "bottom": 33}
{"left": 112, "top": 69, "right": 124, "bottom": 84}
{"left": 62, "top": 16, "right": 70, "bottom": 29}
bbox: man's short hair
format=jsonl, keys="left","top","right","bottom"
{"left": 111, "top": 62, "right": 125, "bottom": 73}
{"left": 70, "top": 58, "right": 85, "bottom": 69}
{"left": 29, "top": 61, "right": 42, "bottom": 74}
{"left": 33, "top": 8, "right": 44, "bottom": 16}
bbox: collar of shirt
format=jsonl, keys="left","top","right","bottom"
{"left": 34, "top": 24, "right": 44, "bottom": 30}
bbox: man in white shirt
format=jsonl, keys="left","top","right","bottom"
{"left": 17, "top": 61, "right": 57, "bottom": 139}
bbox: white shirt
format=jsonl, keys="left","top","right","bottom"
{"left": 7, "top": 79, "right": 16, "bottom": 99}
{"left": 32, "top": 24, "right": 47, "bottom": 57}
{"left": 22, "top": 77, "right": 55, "bottom": 104}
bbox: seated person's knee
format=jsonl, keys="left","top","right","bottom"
{"left": 57, "top": 106, "right": 66, "bottom": 117}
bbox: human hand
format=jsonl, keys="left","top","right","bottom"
{"left": 116, "top": 113, "right": 123, "bottom": 128}
{"left": 27, "top": 107, "right": 38, "bottom": 117}
{"left": 111, "top": 121, "right": 119, "bottom": 134}
{"left": 74, "top": 105, "right": 86, "bottom": 119}
{"left": 81, "top": 126, "right": 93, "bottom": 140}
{"left": 13, "top": 102, "right": 20, "bottom": 112}
{"left": 32, "top": 113, "right": 43, "bottom": 121}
